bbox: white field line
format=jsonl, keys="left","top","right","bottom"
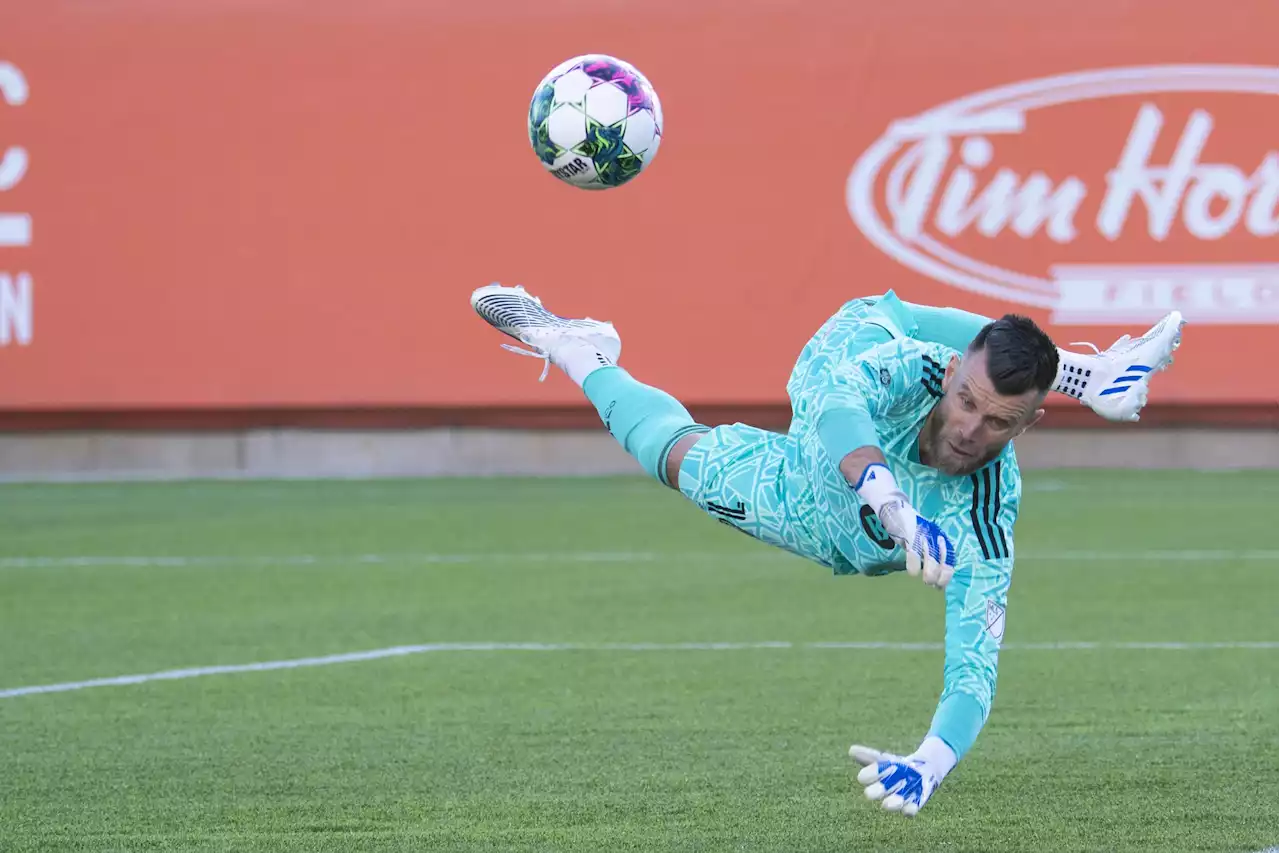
{"left": 0, "top": 549, "right": 1277, "bottom": 569}
{"left": 0, "top": 552, "right": 660, "bottom": 569}
{"left": 1, "top": 640, "right": 1275, "bottom": 700}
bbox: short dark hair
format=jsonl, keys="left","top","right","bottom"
{"left": 967, "top": 314, "right": 1059, "bottom": 396}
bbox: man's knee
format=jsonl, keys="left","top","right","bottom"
{"left": 664, "top": 429, "right": 710, "bottom": 490}
{"left": 583, "top": 367, "right": 708, "bottom": 487}
{"left": 618, "top": 416, "right": 706, "bottom": 488}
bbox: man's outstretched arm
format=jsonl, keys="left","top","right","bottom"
{"left": 851, "top": 473, "right": 1020, "bottom": 817}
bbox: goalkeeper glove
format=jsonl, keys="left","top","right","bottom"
{"left": 855, "top": 463, "right": 956, "bottom": 589}
{"left": 849, "top": 736, "right": 957, "bottom": 818}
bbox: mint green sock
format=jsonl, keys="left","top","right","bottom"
{"left": 582, "top": 367, "right": 707, "bottom": 486}
{"left": 900, "top": 301, "right": 993, "bottom": 353}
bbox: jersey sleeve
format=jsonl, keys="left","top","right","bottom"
{"left": 812, "top": 337, "right": 945, "bottom": 466}
{"left": 927, "top": 457, "right": 1020, "bottom": 760}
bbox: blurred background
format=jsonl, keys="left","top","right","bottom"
{"left": 0, "top": 0, "right": 1275, "bottom": 476}
{"left": 0, "top": 4, "right": 1277, "bottom": 852}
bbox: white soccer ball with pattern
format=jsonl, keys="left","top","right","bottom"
{"left": 527, "top": 54, "right": 663, "bottom": 189}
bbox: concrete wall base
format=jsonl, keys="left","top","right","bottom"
{"left": 0, "top": 427, "right": 1274, "bottom": 482}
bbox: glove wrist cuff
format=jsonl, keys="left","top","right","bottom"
{"left": 854, "top": 464, "right": 907, "bottom": 515}
{"left": 910, "top": 735, "right": 958, "bottom": 781}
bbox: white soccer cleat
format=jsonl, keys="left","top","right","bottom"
{"left": 470, "top": 283, "right": 621, "bottom": 381}
{"left": 1054, "top": 310, "right": 1185, "bottom": 422}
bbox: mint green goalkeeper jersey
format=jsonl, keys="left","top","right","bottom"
{"left": 677, "top": 291, "right": 1021, "bottom": 759}
{"left": 802, "top": 332, "right": 1020, "bottom": 760}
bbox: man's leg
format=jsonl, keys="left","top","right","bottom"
{"left": 785, "top": 290, "right": 989, "bottom": 407}
{"left": 578, "top": 365, "right": 709, "bottom": 488}
{"left": 469, "top": 283, "right": 721, "bottom": 494}
{"left": 670, "top": 421, "right": 833, "bottom": 564}
{"left": 470, "top": 283, "right": 831, "bottom": 564}
{"left": 797, "top": 290, "right": 1184, "bottom": 423}
{"left": 579, "top": 369, "right": 822, "bottom": 561}
{"left": 897, "top": 299, "right": 989, "bottom": 353}
{"left": 894, "top": 293, "right": 1185, "bottom": 421}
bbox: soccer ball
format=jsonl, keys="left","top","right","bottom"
{"left": 527, "top": 54, "right": 663, "bottom": 190}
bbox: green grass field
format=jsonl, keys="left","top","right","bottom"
{"left": 1, "top": 472, "right": 1276, "bottom": 852}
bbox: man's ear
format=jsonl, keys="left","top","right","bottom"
{"left": 942, "top": 355, "right": 960, "bottom": 391}
{"left": 1016, "top": 407, "right": 1046, "bottom": 438}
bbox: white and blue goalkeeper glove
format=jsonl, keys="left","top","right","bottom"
{"left": 849, "top": 737, "right": 957, "bottom": 817}
{"left": 855, "top": 464, "right": 957, "bottom": 589}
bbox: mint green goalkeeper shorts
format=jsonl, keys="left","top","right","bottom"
{"left": 674, "top": 293, "right": 910, "bottom": 571}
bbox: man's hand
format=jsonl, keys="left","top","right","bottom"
{"left": 853, "top": 462, "right": 956, "bottom": 589}
{"left": 848, "top": 744, "right": 943, "bottom": 818}
{"left": 878, "top": 498, "right": 957, "bottom": 589}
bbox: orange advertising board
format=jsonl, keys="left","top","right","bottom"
{"left": 0, "top": 1, "right": 1276, "bottom": 411}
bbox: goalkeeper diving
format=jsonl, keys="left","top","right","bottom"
{"left": 470, "top": 282, "right": 1184, "bottom": 818}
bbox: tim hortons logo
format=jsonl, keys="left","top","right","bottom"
{"left": 847, "top": 65, "right": 1279, "bottom": 324}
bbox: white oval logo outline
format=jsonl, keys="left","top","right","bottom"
{"left": 846, "top": 64, "right": 1280, "bottom": 310}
